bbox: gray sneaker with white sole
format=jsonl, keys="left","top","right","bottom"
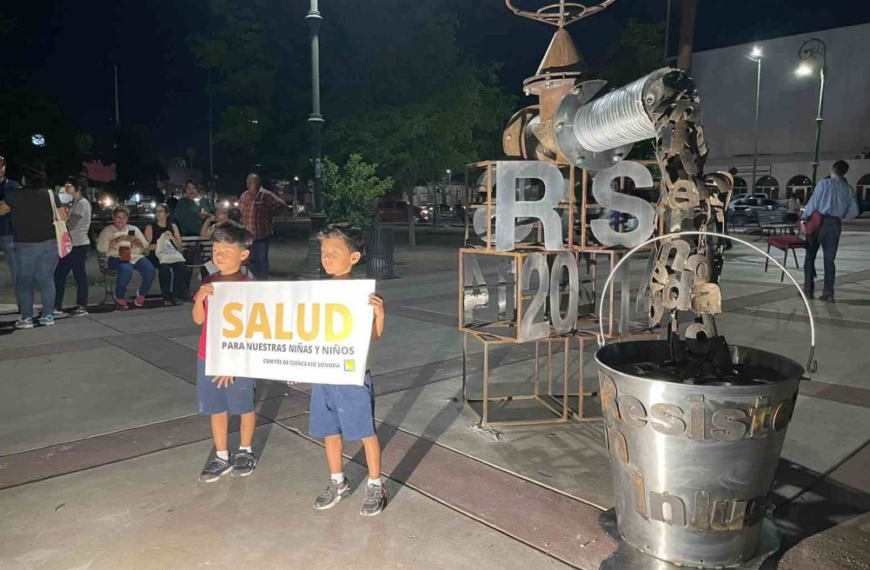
{"left": 360, "top": 483, "right": 387, "bottom": 516}
{"left": 313, "top": 478, "right": 350, "bottom": 510}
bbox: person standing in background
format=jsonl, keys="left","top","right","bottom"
{"left": 787, "top": 195, "right": 801, "bottom": 223}
{"left": 0, "top": 156, "right": 21, "bottom": 295}
{"left": 176, "top": 180, "right": 214, "bottom": 236}
{"left": 238, "top": 173, "right": 291, "bottom": 279}
{"left": 801, "top": 160, "right": 860, "bottom": 303}
{"left": 3, "top": 163, "right": 61, "bottom": 329}
{"left": 54, "top": 177, "right": 92, "bottom": 316}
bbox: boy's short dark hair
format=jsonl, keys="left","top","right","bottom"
{"left": 832, "top": 160, "right": 849, "bottom": 177}
{"left": 317, "top": 225, "right": 364, "bottom": 254}
{"left": 112, "top": 205, "right": 130, "bottom": 217}
{"left": 212, "top": 220, "right": 253, "bottom": 249}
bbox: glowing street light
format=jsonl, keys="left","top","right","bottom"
{"left": 750, "top": 46, "right": 762, "bottom": 58}
{"left": 795, "top": 63, "right": 813, "bottom": 77}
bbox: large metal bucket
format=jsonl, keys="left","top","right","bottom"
{"left": 596, "top": 341, "right": 802, "bottom": 567}
{"left": 594, "top": 232, "right": 815, "bottom": 568}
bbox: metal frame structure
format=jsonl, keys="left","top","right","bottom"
{"left": 458, "top": 159, "right": 663, "bottom": 427}
{"left": 461, "top": 332, "right": 571, "bottom": 428}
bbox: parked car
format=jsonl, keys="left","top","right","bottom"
{"left": 727, "top": 197, "right": 786, "bottom": 223}
{"left": 376, "top": 200, "right": 430, "bottom": 224}
{"left": 730, "top": 192, "right": 770, "bottom": 203}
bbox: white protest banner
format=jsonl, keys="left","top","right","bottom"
{"left": 205, "top": 280, "right": 376, "bottom": 385}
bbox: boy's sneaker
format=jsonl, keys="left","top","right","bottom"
{"left": 116, "top": 299, "right": 129, "bottom": 311}
{"left": 14, "top": 318, "right": 34, "bottom": 330}
{"left": 231, "top": 450, "right": 257, "bottom": 477}
{"left": 360, "top": 483, "right": 387, "bottom": 517}
{"left": 199, "top": 456, "right": 233, "bottom": 483}
{"left": 313, "top": 477, "right": 351, "bottom": 510}
{"left": 39, "top": 315, "right": 55, "bottom": 327}
{"left": 134, "top": 294, "right": 146, "bottom": 308}
{"left": 53, "top": 308, "right": 64, "bottom": 317}
{"left": 71, "top": 306, "right": 88, "bottom": 317}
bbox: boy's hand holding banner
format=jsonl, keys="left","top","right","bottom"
{"left": 205, "top": 280, "right": 376, "bottom": 386}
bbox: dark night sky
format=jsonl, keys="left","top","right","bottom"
{"left": 5, "top": 0, "right": 870, "bottom": 164}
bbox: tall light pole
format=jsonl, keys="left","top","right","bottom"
{"left": 113, "top": 64, "right": 121, "bottom": 127}
{"left": 307, "top": 0, "right": 325, "bottom": 217}
{"left": 747, "top": 47, "right": 763, "bottom": 194}
{"left": 796, "top": 37, "right": 827, "bottom": 189}
{"left": 664, "top": 0, "right": 672, "bottom": 62}
{"left": 208, "top": 67, "right": 214, "bottom": 182}
{"left": 302, "top": 0, "right": 326, "bottom": 278}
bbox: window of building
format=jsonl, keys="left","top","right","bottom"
{"left": 733, "top": 176, "right": 748, "bottom": 191}
{"left": 856, "top": 174, "right": 870, "bottom": 202}
{"left": 786, "top": 175, "right": 812, "bottom": 202}
{"left": 755, "top": 176, "right": 780, "bottom": 199}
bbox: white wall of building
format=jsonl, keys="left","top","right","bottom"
{"left": 691, "top": 23, "right": 870, "bottom": 200}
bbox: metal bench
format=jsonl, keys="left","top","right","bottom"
{"left": 181, "top": 236, "right": 213, "bottom": 288}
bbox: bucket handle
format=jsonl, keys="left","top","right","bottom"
{"left": 596, "top": 231, "right": 817, "bottom": 378}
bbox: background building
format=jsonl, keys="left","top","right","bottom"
{"left": 691, "top": 22, "right": 870, "bottom": 202}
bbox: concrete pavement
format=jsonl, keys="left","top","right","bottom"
{"left": 1, "top": 230, "right": 870, "bottom": 569}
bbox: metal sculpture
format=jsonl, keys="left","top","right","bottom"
{"left": 501, "top": 0, "right": 734, "bottom": 363}
{"left": 458, "top": 2, "right": 813, "bottom": 567}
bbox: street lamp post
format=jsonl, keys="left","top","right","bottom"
{"left": 307, "top": 0, "right": 324, "bottom": 214}
{"left": 747, "top": 47, "right": 763, "bottom": 195}
{"left": 796, "top": 38, "right": 827, "bottom": 189}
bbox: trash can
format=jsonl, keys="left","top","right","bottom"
{"left": 365, "top": 226, "right": 395, "bottom": 279}
{"left": 594, "top": 231, "right": 814, "bottom": 568}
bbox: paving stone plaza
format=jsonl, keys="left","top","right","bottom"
{"left": 1, "top": 227, "right": 869, "bottom": 570}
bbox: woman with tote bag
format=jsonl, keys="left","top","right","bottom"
{"left": 2, "top": 163, "right": 63, "bottom": 329}
{"left": 145, "top": 203, "right": 190, "bottom": 305}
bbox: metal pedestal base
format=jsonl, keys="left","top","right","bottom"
{"left": 598, "top": 509, "right": 782, "bottom": 570}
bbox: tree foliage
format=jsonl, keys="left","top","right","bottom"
{"left": 190, "top": 0, "right": 515, "bottom": 205}
{"left": 0, "top": 88, "right": 85, "bottom": 185}
{"left": 321, "top": 154, "right": 393, "bottom": 228}
{"left": 596, "top": 19, "right": 666, "bottom": 88}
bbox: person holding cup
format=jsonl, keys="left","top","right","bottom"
{"left": 97, "top": 205, "right": 156, "bottom": 310}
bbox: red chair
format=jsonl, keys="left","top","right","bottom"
{"left": 765, "top": 234, "right": 810, "bottom": 282}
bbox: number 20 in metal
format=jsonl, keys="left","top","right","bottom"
{"left": 462, "top": 250, "right": 587, "bottom": 343}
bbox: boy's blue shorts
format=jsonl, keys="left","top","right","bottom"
{"left": 196, "top": 358, "right": 256, "bottom": 416}
{"left": 308, "top": 372, "right": 375, "bottom": 442}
